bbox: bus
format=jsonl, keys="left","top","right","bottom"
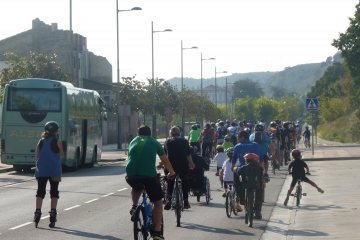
{"left": 0, "top": 78, "right": 106, "bottom": 172}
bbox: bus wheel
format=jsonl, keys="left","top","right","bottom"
{"left": 89, "top": 148, "right": 97, "bottom": 168}
{"left": 13, "top": 165, "right": 23, "bottom": 172}
{"left": 23, "top": 166, "right": 32, "bottom": 172}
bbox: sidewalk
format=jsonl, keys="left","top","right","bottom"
{"left": 261, "top": 159, "right": 360, "bottom": 240}
{"left": 0, "top": 138, "right": 168, "bottom": 173}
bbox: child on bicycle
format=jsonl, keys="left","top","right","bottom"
{"left": 213, "top": 145, "right": 227, "bottom": 179}
{"left": 284, "top": 149, "right": 324, "bottom": 206}
{"left": 220, "top": 147, "right": 234, "bottom": 197}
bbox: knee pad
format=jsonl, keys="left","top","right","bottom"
{"left": 36, "top": 190, "right": 46, "bottom": 199}
{"left": 50, "top": 189, "right": 59, "bottom": 199}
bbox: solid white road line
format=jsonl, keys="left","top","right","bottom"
{"left": 102, "top": 193, "right": 114, "bottom": 197}
{"left": 64, "top": 205, "right": 81, "bottom": 211}
{"left": 41, "top": 215, "right": 50, "bottom": 219}
{"left": 117, "top": 188, "right": 128, "bottom": 192}
{"left": 85, "top": 198, "right": 99, "bottom": 203}
{"left": 9, "top": 222, "right": 32, "bottom": 230}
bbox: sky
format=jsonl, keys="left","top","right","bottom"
{"left": 0, "top": 0, "right": 358, "bottom": 84}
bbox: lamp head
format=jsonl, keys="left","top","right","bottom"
{"left": 191, "top": 46, "right": 198, "bottom": 49}
{"left": 131, "top": 7, "right": 142, "bottom": 10}
{"left": 164, "top": 29, "right": 172, "bottom": 32}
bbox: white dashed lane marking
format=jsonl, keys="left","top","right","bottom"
{"left": 117, "top": 188, "right": 127, "bottom": 192}
{"left": 102, "top": 193, "right": 114, "bottom": 197}
{"left": 64, "top": 205, "right": 81, "bottom": 211}
{"left": 9, "top": 222, "right": 32, "bottom": 230}
{"left": 85, "top": 198, "right": 99, "bottom": 203}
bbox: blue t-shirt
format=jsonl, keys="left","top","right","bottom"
{"left": 35, "top": 138, "right": 62, "bottom": 177}
{"left": 231, "top": 140, "right": 264, "bottom": 168}
{"left": 249, "top": 132, "right": 271, "bottom": 155}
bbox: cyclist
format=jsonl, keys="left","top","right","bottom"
{"left": 163, "top": 126, "right": 195, "bottom": 210}
{"left": 213, "top": 145, "right": 227, "bottom": 179}
{"left": 198, "top": 123, "right": 216, "bottom": 158}
{"left": 222, "top": 135, "right": 234, "bottom": 151}
{"left": 231, "top": 130, "right": 264, "bottom": 219}
{"left": 188, "top": 124, "right": 201, "bottom": 154}
{"left": 216, "top": 121, "right": 228, "bottom": 145}
{"left": 303, "top": 126, "right": 311, "bottom": 147}
{"left": 249, "top": 124, "right": 275, "bottom": 182}
{"left": 188, "top": 146, "right": 209, "bottom": 194}
{"left": 280, "top": 122, "right": 291, "bottom": 166}
{"left": 284, "top": 149, "right": 324, "bottom": 206}
{"left": 235, "top": 153, "right": 263, "bottom": 214}
{"left": 289, "top": 122, "right": 297, "bottom": 149}
{"left": 225, "top": 119, "right": 231, "bottom": 128}
{"left": 259, "top": 119, "right": 266, "bottom": 130}
{"left": 126, "top": 125, "right": 176, "bottom": 240}
{"left": 220, "top": 147, "right": 235, "bottom": 198}
{"left": 228, "top": 122, "right": 239, "bottom": 146}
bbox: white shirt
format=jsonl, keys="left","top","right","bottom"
{"left": 214, "top": 152, "right": 227, "bottom": 168}
{"left": 222, "top": 161, "right": 234, "bottom": 182}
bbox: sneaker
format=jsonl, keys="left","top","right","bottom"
{"left": 215, "top": 172, "right": 219, "bottom": 176}
{"left": 153, "top": 232, "right": 165, "bottom": 240}
{"left": 164, "top": 201, "right": 171, "bottom": 210}
{"left": 264, "top": 173, "right": 270, "bottom": 182}
{"left": 254, "top": 211, "right": 262, "bottom": 219}
{"left": 284, "top": 197, "right": 289, "bottom": 206}
{"left": 317, "top": 188, "right": 324, "bottom": 194}
{"left": 236, "top": 205, "right": 243, "bottom": 212}
{"left": 184, "top": 200, "right": 191, "bottom": 209}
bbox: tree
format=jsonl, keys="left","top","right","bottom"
{"left": 269, "top": 86, "right": 288, "bottom": 98}
{"left": 332, "top": 2, "right": 360, "bottom": 105}
{"left": 233, "top": 78, "right": 264, "bottom": 99}
{"left": 0, "top": 52, "right": 70, "bottom": 102}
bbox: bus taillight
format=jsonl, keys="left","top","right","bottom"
{"left": 0, "top": 140, "right": 5, "bottom": 153}
{"left": 62, "top": 141, "right": 67, "bottom": 153}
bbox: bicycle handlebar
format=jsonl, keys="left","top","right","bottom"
{"left": 289, "top": 172, "right": 311, "bottom": 175}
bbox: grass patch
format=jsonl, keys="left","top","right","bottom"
{"left": 318, "top": 110, "right": 360, "bottom": 143}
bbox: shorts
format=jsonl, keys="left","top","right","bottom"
{"left": 217, "top": 166, "right": 222, "bottom": 171}
{"left": 223, "top": 181, "right": 234, "bottom": 189}
{"left": 280, "top": 141, "right": 285, "bottom": 150}
{"left": 290, "top": 176, "right": 309, "bottom": 187}
{"left": 263, "top": 155, "right": 269, "bottom": 163}
{"left": 126, "top": 176, "right": 163, "bottom": 202}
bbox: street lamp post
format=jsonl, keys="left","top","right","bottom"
{"left": 214, "top": 67, "right": 227, "bottom": 106}
{"left": 225, "top": 78, "right": 234, "bottom": 114}
{"left": 116, "top": 2, "right": 142, "bottom": 149}
{"left": 181, "top": 40, "right": 198, "bottom": 131}
{"left": 200, "top": 53, "right": 215, "bottom": 126}
{"left": 151, "top": 22, "right": 172, "bottom": 138}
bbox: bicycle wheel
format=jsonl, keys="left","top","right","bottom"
{"left": 272, "top": 160, "right": 276, "bottom": 175}
{"left": 248, "top": 190, "right": 254, "bottom": 227}
{"left": 232, "top": 193, "right": 238, "bottom": 216}
{"left": 296, "top": 186, "right": 301, "bottom": 206}
{"left": 205, "top": 178, "right": 210, "bottom": 204}
{"left": 175, "top": 187, "right": 181, "bottom": 227}
{"left": 262, "top": 183, "right": 265, "bottom": 203}
{"left": 133, "top": 206, "right": 147, "bottom": 240}
{"left": 225, "top": 191, "right": 232, "bottom": 218}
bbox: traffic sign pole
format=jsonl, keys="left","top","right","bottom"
{"left": 312, "top": 112, "right": 314, "bottom": 155}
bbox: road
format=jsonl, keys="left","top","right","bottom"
{"left": 0, "top": 158, "right": 287, "bottom": 239}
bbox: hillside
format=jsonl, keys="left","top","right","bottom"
{"left": 167, "top": 54, "right": 342, "bottom": 97}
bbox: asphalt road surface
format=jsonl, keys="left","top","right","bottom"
{"left": 0, "top": 159, "right": 288, "bottom": 240}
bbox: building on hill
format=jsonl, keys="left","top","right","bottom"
{"left": 194, "top": 84, "right": 233, "bottom": 105}
{"left": 0, "top": 18, "right": 138, "bottom": 144}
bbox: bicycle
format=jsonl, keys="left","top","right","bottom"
{"left": 304, "top": 137, "right": 310, "bottom": 148}
{"left": 189, "top": 175, "right": 211, "bottom": 204}
{"left": 225, "top": 183, "right": 238, "bottom": 218}
{"left": 290, "top": 172, "right": 310, "bottom": 206}
{"left": 171, "top": 174, "right": 184, "bottom": 227}
{"left": 204, "top": 147, "right": 211, "bottom": 165}
{"left": 284, "top": 146, "right": 291, "bottom": 166}
{"left": 270, "top": 135, "right": 280, "bottom": 174}
{"left": 159, "top": 174, "right": 168, "bottom": 203}
{"left": 133, "top": 189, "right": 164, "bottom": 240}
{"left": 243, "top": 167, "right": 262, "bottom": 227}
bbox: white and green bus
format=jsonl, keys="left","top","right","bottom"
{"left": 0, "top": 78, "right": 106, "bottom": 172}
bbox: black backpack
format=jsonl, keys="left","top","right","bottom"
{"left": 253, "top": 131, "right": 263, "bottom": 144}
{"left": 242, "top": 165, "right": 261, "bottom": 189}
{"left": 218, "top": 126, "right": 227, "bottom": 139}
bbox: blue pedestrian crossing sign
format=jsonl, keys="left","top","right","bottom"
{"left": 306, "top": 98, "right": 318, "bottom": 111}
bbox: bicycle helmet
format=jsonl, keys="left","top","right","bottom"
{"left": 205, "top": 123, "right": 211, "bottom": 129}
{"left": 191, "top": 124, "right": 197, "bottom": 130}
{"left": 283, "top": 122, "right": 289, "bottom": 129}
{"left": 210, "top": 122, "right": 216, "bottom": 128}
{"left": 226, "top": 119, "right": 230, "bottom": 124}
{"left": 196, "top": 124, "right": 201, "bottom": 129}
{"left": 226, "top": 147, "right": 234, "bottom": 157}
{"left": 291, "top": 149, "right": 301, "bottom": 158}
{"left": 254, "top": 124, "right": 264, "bottom": 132}
{"left": 217, "top": 119, "right": 221, "bottom": 123}
{"left": 270, "top": 121, "right": 276, "bottom": 127}
{"left": 224, "top": 135, "right": 231, "bottom": 141}
{"left": 44, "top": 121, "right": 59, "bottom": 134}
{"left": 219, "top": 121, "right": 225, "bottom": 126}
{"left": 244, "top": 153, "right": 259, "bottom": 163}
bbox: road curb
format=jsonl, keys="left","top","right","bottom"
{"left": 99, "top": 158, "right": 126, "bottom": 162}
{"left": 0, "top": 168, "right": 14, "bottom": 174}
{"left": 303, "top": 157, "right": 360, "bottom": 161}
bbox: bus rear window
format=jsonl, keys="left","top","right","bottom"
{"left": 7, "top": 87, "right": 62, "bottom": 112}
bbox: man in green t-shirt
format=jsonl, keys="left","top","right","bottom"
{"left": 187, "top": 124, "right": 201, "bottom": 154}
{"left": 126, "top": 125, "right": 175, "bottom": 240}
